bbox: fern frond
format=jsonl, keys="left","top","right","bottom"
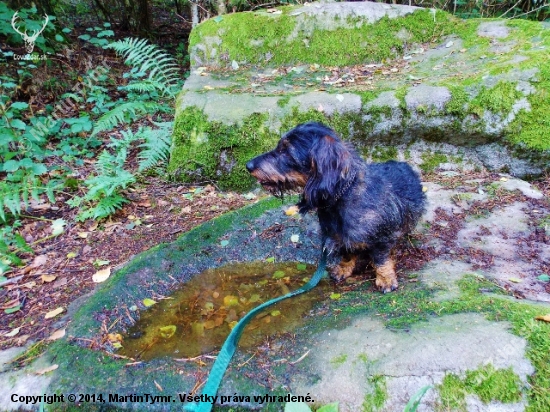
{"left": 121, "top": 80, "right": 166, "bottom": 94}
{"left": 0, "top": 173, "right": 44, "bottom": 221}
{"left": 0, "top": 182, "right": 22, "bottom": 221}
{"left": 95, "top": 151, "right": 118, "bottom": 176}
{"left": 137, "top": 122, "right": 173, "bottom": 172}
{"left": 106, "top": 38, "right": 180, "bottom": 97}
{"left": 92, "top": 101, "right": 162, "bottom": 136}
{"left": 84, "top": 170, "right": 135, "bottom": 200}
{"left": 76, "top": 194, "right": 129, "bottom": 222}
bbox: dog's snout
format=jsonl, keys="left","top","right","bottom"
{"left": 246, "top": 159, "right": 256, "bottom": 172}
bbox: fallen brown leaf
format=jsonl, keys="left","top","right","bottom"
{"left": 47, "top": 328, "right": 66, "bottom": 341}
{"left": 30, "top": 255, "right": 48, "bottom": 268}
{"left": 5, "top": 327, "right": 20, "bottom": 337}
{"left": 44, "top": 307, "right": 65, "bottom": 319}
{"left": 92, "top": 267, "right": 111, "bottom": 283}
{"left": 41, "top": 274, "right": 57, "bottom": 283}
{"left": 535, "top": 314, "right": 550, "bottom": 322}
{"left": 35, "top": 364, "right": 58, "bottom": 375}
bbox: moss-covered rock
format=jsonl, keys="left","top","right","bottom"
{"left": 170, "top": 2, "right": 550, "bottom": 189}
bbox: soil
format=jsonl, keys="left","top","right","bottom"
{"left": 0, "top": 178, "right": 255, "bottom": 349}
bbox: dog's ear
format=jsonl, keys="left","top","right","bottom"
{"left": 302, "top": 134, "right": 353, "bottom": 209}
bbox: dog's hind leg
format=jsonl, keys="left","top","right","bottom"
{"left": 330, "top": 253, "right": 357, "bottom": 282}
{"left": 371, "top": 245, "right": 398, "bottom": 293}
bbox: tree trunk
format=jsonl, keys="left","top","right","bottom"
{"left": 136, "top": 0, "right": 151, "bottom": 35}
{"left": 191, "top": 1, "right": 199, "bottom": 27}
{"left": 217, "top": 0, "right": 227, "bottom": 15}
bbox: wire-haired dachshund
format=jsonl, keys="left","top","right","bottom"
{"left": 246, "top": 122, "right": 426, "bottom": 293}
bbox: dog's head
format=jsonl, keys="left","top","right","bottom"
{"left": 246, "top": 122, "right": 354, "bottom": 210}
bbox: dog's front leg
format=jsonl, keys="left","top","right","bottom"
{"left": 372, "top": 249, "right": 398, "bottom": 293}
{"left": 374, "top": 258, "right": 398, "bottom": 293}
{"left": 330, "top": 253, "right": 357, "bottom": 282}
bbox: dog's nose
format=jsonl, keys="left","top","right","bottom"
{"left": 246, "top": 159, "right": 255, "bottom": 172}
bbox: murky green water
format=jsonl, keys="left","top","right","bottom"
{"left": 119, "top": 262, "right": 334, "bottom": 360}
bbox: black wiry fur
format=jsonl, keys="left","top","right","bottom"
{"left": 246, "top": 122, "right": 426, "bottom": 292}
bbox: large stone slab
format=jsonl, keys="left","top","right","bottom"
{"left": 2, "top": 172, "right": 549, "bottom": 411}
{"left": 170, "top": 2, "right": 550, "bottom": 189}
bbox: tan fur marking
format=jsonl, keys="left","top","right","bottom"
{"left": 375, "top": 258, "right": 398, "bottom": 293}
{"left": 287, "top": 171, "right": 308, "bottom": 186}
{"left": 250, "top": 162, "right": 286, "bottom": 183}
{"left": 330, "top": 254, "right": 357, "bottom": 281}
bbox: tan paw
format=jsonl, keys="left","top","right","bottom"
{"left": 375, "top": 275, "right": 398, "bottom": 293}
{"left": 330, "top": 256, "right": 357, "bottom": 282}
{"left": 375, "top": 259, "right": 398, "bottom": 293}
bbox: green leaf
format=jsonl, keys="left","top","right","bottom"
{"left": 249, "top": 294, "right": 261, "bottom": 303}
{"left": 10, "top": 102, "right": 29, "bottom": 110}
{"left": 404, "top": 386, "right": 432, "bottom": 412}
{"left": 265, "top": 257, "right": 275, "bottom": 263}
{"left": 5, "top": 305, "right": 21, "bottom": 314}
{"left": 18, "top": 158, "right": 33, "bottom": 168}
{"left": 284, "top": 402, "right": 311, "bottom": 412}
{"left": 296, "top": 263, "right": 307, "bottom": 271}
{"left": 90, "top": 38, "right": 109, "bottom": 47}
{"left": 329, "top": 293, "right": 341, "bottom": 300}
{"left": 55, "top": 34, "right": 64, "bottom": 42}
{"left": 143, "top": 298, "right": 156, "bottom": 307}
{"left": 0, "top": 128, "right": 17, "bottom": 146}
{"left": 537, "top": 274, "right": 550, "bottom": 282}
{"left": 62, "top": 27, "right": 71, "bottom": 33}
{"left": 10, "top": 119, "right": 27, "bottom": 130}
{"left": 272, "top": 270, "right": 286, "bottom": 279}
{"left": 51, "top": 219, "right": 66, "bottom": 236}
{"left": 94, "top": 259, "right": 110, "bottom": 267}
{"left": 159, "top": 325, "right": 176, "bottom": 339}
{"left": 97, "top": 30, "right": 114, "bottom": 38}
{"left": 317, "top": 403, "right": 339, "bottom": 412}
{"left": 30, "top": 163, "right": 47, "bottom": 175}
{"left": 2, "top": 160, "right": 19, "bottom": 172}
{"left": 78, "top": 34, "right": 91, "bottom": 41}
{"left": 220, "top": 240, "right": 229, "bottom": 247}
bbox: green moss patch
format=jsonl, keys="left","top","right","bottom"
{"left": 190, "top": 8, "right": 458, "bottom": 67}
{"left": 169, "top": 105, "right": 367, "bottom": 190}
{"left": 323, "top": 274, "right": 550, "bottom": 410}
{"left": 330, "top": 354, "right": 348, "bottom": 366}
{"left": 169, "top": 106, "right": 278, "bottom": 190}
{"left": 469, "top": 81, "right": 524, "bottom": 118}
{"left": 420, "top": 152, "right": 448, "bottom": 173}
{"left": 510, "top": 63, "right": 550, "bottom": 151}
{"left": 371, "top": 146, "right": 398, "bottom": 162}
{"left": 438, "top": 364, "right": 522, "bottom": 411}
{"left": 362, "top": 375, "right": 388, "bottom": 412}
